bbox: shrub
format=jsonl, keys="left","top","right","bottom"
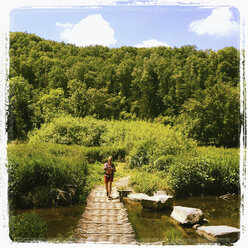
{"left": 7, "top": 143, "right": 88, "bottom": 208}
{"left": 29, "top": 116, "right": 107, "bottom": 146}
{"left": 153, "top": 155, "right": 175, "bottom": 172}
{"left": 129, "top": 171, "right": 169, "bottom": 196}
{"left": 28, "top": 116, "right": 196, "bottom": 168}
{"left": 7, "top": 143, "right": 126, "bottom": 208}
{"left": 128, "top": 141, "right": 151, "bottom": 169}
{"left": 166, "top": 148, "right": 240, "bottom": 197}
{"left": 82, "top": 146, "right": 126, "bottom": 163}
{"left": 9, "top": 212, "right": 47, "bottom": 242}
{"left": 167, "top": 159, "right": 213, "bottom": 197}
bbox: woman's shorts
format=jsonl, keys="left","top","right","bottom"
{"left": 104, "top": 174, "right": 114, "bottom": 183}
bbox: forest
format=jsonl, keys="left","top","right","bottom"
{"left": 8, "top": 31, "right": 240, "bottom": 147}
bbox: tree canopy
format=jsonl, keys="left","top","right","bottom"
{"left": 8, "top": 32, "right": 240, "bottom": 147}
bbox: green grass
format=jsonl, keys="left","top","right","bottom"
{"left": 7, "top": 142, "right": 126, "bottom": 208}
{"left": 164, "top": 228, "right": 185, "bottom": 245}
{"left": 128, "top": 146, "right": 239, "bottom": 197}
{"left": 9, "top": 212, "right": 47, "bottom": 242}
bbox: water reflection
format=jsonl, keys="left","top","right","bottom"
{"left": 123, "top": 195, "right": 240, "bottom": 244}
{"left": 12, "top": 204, "right": 86, "bottom": 240}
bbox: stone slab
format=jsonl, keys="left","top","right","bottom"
{"left": 141, "top": 195, "right": 173, "bottom": 209}
{"left": 170, "top": 206, "right": 204, "bottom": 225}
{"left": 127, "top": 193, "right": 150, "bottom": 202}
{"left": 196, "top": 225, "right": 240, "bottom": 243}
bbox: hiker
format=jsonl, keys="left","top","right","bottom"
{"left": 104, "top": 156, "right": 116, "bottom": 199}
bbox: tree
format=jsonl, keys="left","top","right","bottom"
{"left": 179, "top": 82, "right": 239, "bottom": 147}
{"left": 32, "top": 88, "right": 68, "bottom": 123}
{"left": 86, "top": 88, "right": 109, "bottom": 119}
{"left": 216, "top": 47, "right": 239, "bottom": 86}
{"left": 8, "top": 76, "right": 33, "bottom": 140}
{"left": 67, "top": 79, "right": 88, "bottom": 117}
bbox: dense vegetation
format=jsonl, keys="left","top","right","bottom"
{"left": 9, "top": 212, "right": 47, "bottom": 242}
{"left": 8, "top": 32, "right": 239, "bottom": 147}
{"left": 7, "top": 143, "right": 124, "bottom": 208}
{"left": 7, "top": 32, "right": 240, "bottom": 241}
{"left": 129, "top": 146, "right": 239, "bottom": 197}
{"left": 8, "top": 119, "right": 239, "bottom": 210}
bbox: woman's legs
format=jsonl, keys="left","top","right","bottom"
{"left": 105, "top": 178, "right": 109, "bottom": 196}
{"left": 109, "top": 182, "right": 112, "bottom": 197}
{"left": 104, "top": 176, "right": 113, "bottom": 198}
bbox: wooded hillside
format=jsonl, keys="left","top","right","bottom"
{"left": 8, "top": 32, "right": 240, "bottom": 147}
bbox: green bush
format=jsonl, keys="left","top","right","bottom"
{"left": 153, "top": 155, "right": 175, "bottom": 172}
{"left": 129, "top": 171, "right": 169, "bottom": 196}
{"left": 7, "top": 143, "right": 88, "bottom": 208}
{"left": 29, "top": 116, "right": 107, "bottom": 146}
{"left": 28, "top": 116, "right": 196, "bottom": 168}
{"left": 7, "top": 143, "right": 126, "bottom": 208}
{"left": 167, "top": 148, "right": 239, "bottom": 196}
{"left": 82, "top": 146, "right": 126, "bottom": 163}
{"left": 129, "top": 147, "right": 239, "bottom": 197}
{"left": 9, "top": 212, "right": 47, "bottom": 242}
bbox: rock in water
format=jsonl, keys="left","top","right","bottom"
{"left": 196, "top": 225, "right": 240, "bottom": 243}
{"left": 141, "top": 195, "right": 173, "bottom": 210}
{"left": 127, "top": 193, "right": 150, "bottom": 202}
{"left": 170, "top": 206, "right": 204, "bottom": 225}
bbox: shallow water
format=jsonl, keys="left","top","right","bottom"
{"left": 123, "top": 195, "right": 240, "bottom": 244}
{"left": 12, "top": 195, "right": 240, "bottom": 244}
{"left": 12, "top": 204, "right": 86, "bottom": 240}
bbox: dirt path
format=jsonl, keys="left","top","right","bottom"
{"left": 75, "top": 177, "right": 136, "bottom": 244}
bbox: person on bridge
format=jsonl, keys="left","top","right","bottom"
{"left": 104, "top": 156, "right": 116, "bottom": 199}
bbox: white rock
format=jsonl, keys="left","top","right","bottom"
{"left": 170, "top": 206, "right": 204, "bottom": 225}
{"left": 111, "top": 191, "right": 120, "bottom": 199}
{"left": 127, "top": 193, "right": 150, "bottom": 202}
{"left": 141, "top": 195, "right": 173, "bottom": 209}
{"left": 196, "top": 225, "right": 240, "bottom": 243}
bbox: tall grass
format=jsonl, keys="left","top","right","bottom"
{"left": 129, "top": 146, "right": 239, "bottom": 197}
{"left": 7, "top": 143, "right": 125, "bottom": 208}
{"left": 129, "top": 170, "right": 169, "bottom": 196}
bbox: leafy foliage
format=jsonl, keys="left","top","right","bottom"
{"left": 178, "top": 82, "right": 239, "bottom": 147}
{"left": 128, "top": 146, "right": 239, "bottom": 197}
{"left": 8, "top": 32, "right": 239, "bottom": 147}
{"left": 167, "top": 147, "right": 239, "bottom": 196}
{"left": 7, "top": 142, "right": 126, "bottom": 208}
{"left": 28, "top": 116, "right": 196, "bottom": 168}
{"left": 29, "top": 116, "right": 107, "bottom": 146}
{"left": 129, "top": 171, "right": 169, "bottom": 196}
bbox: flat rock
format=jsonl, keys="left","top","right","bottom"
{"left": 170, "top": 206, "right": 204, "bottom": 225}
{"left": 141, "top": 195, "right": 173, "bottom": 210}
{"left": 196, "top": 225, "right": 240, "bottom": 243}
{"left": 110, "top": 192, "right": 119, "bottom": 199}
{"left": 127, "top": 193, "right": 150, "bottom": 202}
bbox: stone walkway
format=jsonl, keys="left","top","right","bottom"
{"left": 75, "top": 182, "right": 136, "bottom": 244}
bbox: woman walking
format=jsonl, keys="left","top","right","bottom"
{"left": 104, "top": 156, "right": 116, "bottom": 199}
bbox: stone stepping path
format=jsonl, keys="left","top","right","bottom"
{"left": 75, "top": 184, "right": 136, "bottom": 244}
